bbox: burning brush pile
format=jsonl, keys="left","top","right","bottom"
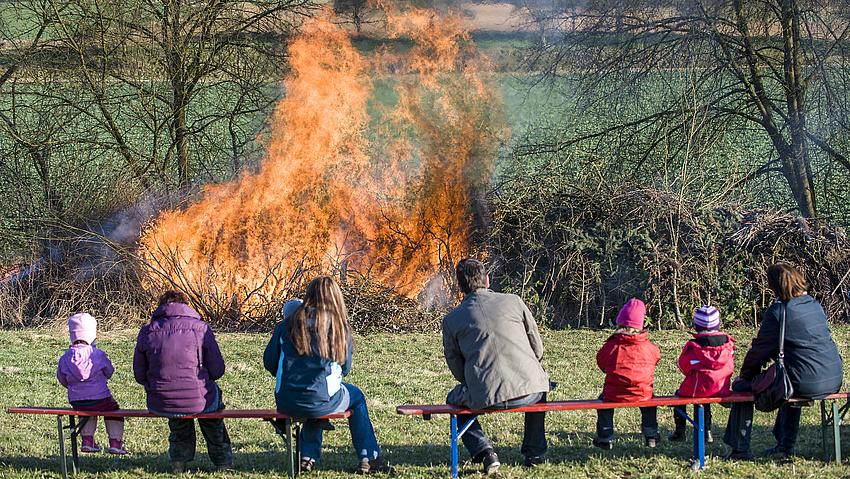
{"left": 137, "top": 7, "right": 508, "bottom": 328}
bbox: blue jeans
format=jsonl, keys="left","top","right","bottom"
{"left": 300, "top": 383, "right": 381, "bottom": 462}
{"left": 723, "top": 378, "right": 802, "bottom": 452}
{"left": 450, "top": 391, "right": 547, "bottom": 458}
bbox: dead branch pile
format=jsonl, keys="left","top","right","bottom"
{"left": 488, "top": 182, "right": 850, "bottom": 329}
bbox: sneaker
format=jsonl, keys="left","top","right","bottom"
{"left": 300, "top": 458, "right": 315, "bottom": 472}
{"left": 481, "top": 452, "right": 500, "bottom": 475}
{"left": 645, "top": 434, "right": 661, "bottom": 448}
{"left": 763, "top": 445, "right": 793, "bottom": 459}
{"left": 355, "top": 457, "right": 395, "bottom": 474}
{"left": 667, "top": 430, "right": 686, "bottom": 442}
{"left": 592, "top": 437, "right": 613, "bottom": 450}
{"left": 216, "top": 464, "right": 234, "bottom": 472}
{"left": 721, "top": 450, "right": 755, "bottom": 461}
{"left": 172, "top": 461, "right": 188, "bottom": 474}
{"left": 81, "top": 436, "right": 101, "bottom": 453}
{"left": 523, "top": 455, "right": 544, "bottom": 467}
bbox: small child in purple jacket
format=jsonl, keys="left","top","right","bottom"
{"left": 57, "top": 313, "right": 127, "bottom": 454}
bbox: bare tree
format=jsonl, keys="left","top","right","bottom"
{"left": 518, "top": 0, "right": 850, "bottom": 222}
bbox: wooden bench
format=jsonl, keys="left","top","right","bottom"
{"left": 8, "top": 407, "right": 350, "bottom": 479}
{"left": 397, "top": 392, "right": 850, "bottom": 477}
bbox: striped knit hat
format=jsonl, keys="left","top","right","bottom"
{"left": 693, "top": 305, "right": 720, "bottom": 331}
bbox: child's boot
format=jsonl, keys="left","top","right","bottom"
{"left": 667, "top": 410, "right": 687, "bottom": 442}
{"left": 81, "top": 436, "right": 101, "bottom": 453}
{"left": 107, "top": 438, "right": 127, "bottom": 455}
{"left": 105, "top": 419, "right": 126, "bottom": 454}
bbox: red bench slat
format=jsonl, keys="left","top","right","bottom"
{"left": 8, "top": 407, "right": 350, "bottom": 420}
{"left": 396, "top": 392, "right": 850, "bottom": 416}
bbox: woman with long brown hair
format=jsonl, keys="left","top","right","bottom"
{"left": 263, "top": 276, "right": 393, "bottom": 474}
{"left": 722, "top": 263, "right": 843, "bottom": 460}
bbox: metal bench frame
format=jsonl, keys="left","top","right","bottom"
{"left": 397, "top": 392, "right": 850, "bottom": 478}
{"left": 8, "top": 407, "right": 350, "bottom": 479}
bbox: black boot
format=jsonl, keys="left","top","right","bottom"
{"left": 668, "top": 409, "right": 687, "bottom": 442}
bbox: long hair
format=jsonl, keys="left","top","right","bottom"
{"left": 766, "top": 262, "right": 808, "bottom": 301}
{"left": 287, "top": 275, "right": 352, "bottom": 363}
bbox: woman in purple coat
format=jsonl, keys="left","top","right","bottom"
{"left": 133, "top": 290, "right": 232, "bottom": 473}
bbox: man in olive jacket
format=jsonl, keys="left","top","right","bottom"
{"left": 443, "top": 258, "right": 551, "bottom": 474}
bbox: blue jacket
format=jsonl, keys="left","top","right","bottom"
{"left": 741, "top": 295, "right": 843, "bottom": 398}
{"left": 263, "top": 318, "right": 353, "bottom": 417}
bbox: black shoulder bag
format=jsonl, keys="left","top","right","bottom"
{"left": 751, "top": 302, "right": 794, "bottom": 412}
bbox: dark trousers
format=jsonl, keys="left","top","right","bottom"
{"left": 454, "top": 392, "right": 547, "bottom": 458}
{"left": 673, "top": 404, "right": 712, "bottom": 431}
{"left": 168, "top": 417, "right": 232, "bottom": 467}
{"left": 595, "top": 406, "right": 658, "bottom": 441}
{"left": 723, "top": 378, "right": 802, "bottom": 452}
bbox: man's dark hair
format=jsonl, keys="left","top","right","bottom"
{"left": 157, "top": 289, "right": 189, "bottom": 307}
{"left": 456, "top": 258, "right": 487, "bottom": 295}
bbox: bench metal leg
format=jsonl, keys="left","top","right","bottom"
{"left": 821, "top": 398, "right": 849, "bottom": 464}
{"left": 449, "top": 414, "right": 478, "bottom": 479}
{"left": 675, "top": 405, "right": 705, "bottom": 469}
{"left": 69, "top": 416, "right": 87, "bottom": 475}
{"left": 268, "top": 418, "right": 299, "bottom": 478}
{"left": 57, "top": 416, "right": 68, "bottom": 479}
{"left": 450, "top": 415, "right": 458, "bottom": 479}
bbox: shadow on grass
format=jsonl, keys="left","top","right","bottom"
{"left": 3, "top": 423, "right": 845, "bottom": 476}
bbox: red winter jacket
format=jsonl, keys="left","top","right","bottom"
{"left": 676, "top": 332, "right": 735, "bottom": 397}
{"left": 596, "top": 331, "right": 660, "bottom": 402}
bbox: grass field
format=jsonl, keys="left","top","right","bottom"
{"left": 2, "top": 326, "right": 850, "bottom": 478}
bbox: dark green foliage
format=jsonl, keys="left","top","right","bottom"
{"left": 488, "top": 176, "right": 850, "bottom": 330}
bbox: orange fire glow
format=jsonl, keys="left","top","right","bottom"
{"left": 138, "top": 6, "right": 508, "bottom": 318}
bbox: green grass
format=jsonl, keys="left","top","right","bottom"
{"left": 3, "top": 326, "right": 850, "bottom": 478}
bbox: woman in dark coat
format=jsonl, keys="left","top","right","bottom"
{"left": 723, "top": 263, "right": 843, "bottom": 460}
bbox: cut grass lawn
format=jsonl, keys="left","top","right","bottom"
{"left": 2, "top": 326, "right": 850, "bottom": 478}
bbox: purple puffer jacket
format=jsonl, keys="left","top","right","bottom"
{"left": 133, "top": 302, "right": 225, "bottom": 414}
{"left": 57, "top": 344, "right": 114, "bottom": 402}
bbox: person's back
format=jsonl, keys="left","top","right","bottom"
{"left": 134, "top": 301, "right": 224, "bottom": 415}
{"left": 677, "top": 330, "right": 735, "bottom": 398}
{"left": 746, "top": 295, "right": 842, "bottom": 398}
{"left": 442, "top": 289, "right": 549, "bottom": 410}
{"left": 270, "top": 315, "right": 353, "bottom": 417}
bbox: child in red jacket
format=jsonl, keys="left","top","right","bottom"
{"left": 593, "top": 299, "right": 661, "bottom": 450}
{"left": 668, "top": 305, "right": 735, "bottom": 443}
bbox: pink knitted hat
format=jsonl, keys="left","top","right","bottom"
{"left": 68, "top": 313, "right": 97, "bottom": 344}
{"left": 616, "top": 299, "right": 646, "bottom": 330}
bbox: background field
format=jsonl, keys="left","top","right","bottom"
{"left": 2, "top": 326, "right": 850, "bottom": 478}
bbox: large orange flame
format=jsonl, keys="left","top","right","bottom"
{"left": 139, "top": 7, "right": 508, "bottom": 319}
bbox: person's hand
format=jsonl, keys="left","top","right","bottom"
{"left": 730, "top": 375, "right": 743, "bottom": 387}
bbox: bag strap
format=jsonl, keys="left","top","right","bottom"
{"left": 777, "top": 301, "right": 786, "bottom": 363}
